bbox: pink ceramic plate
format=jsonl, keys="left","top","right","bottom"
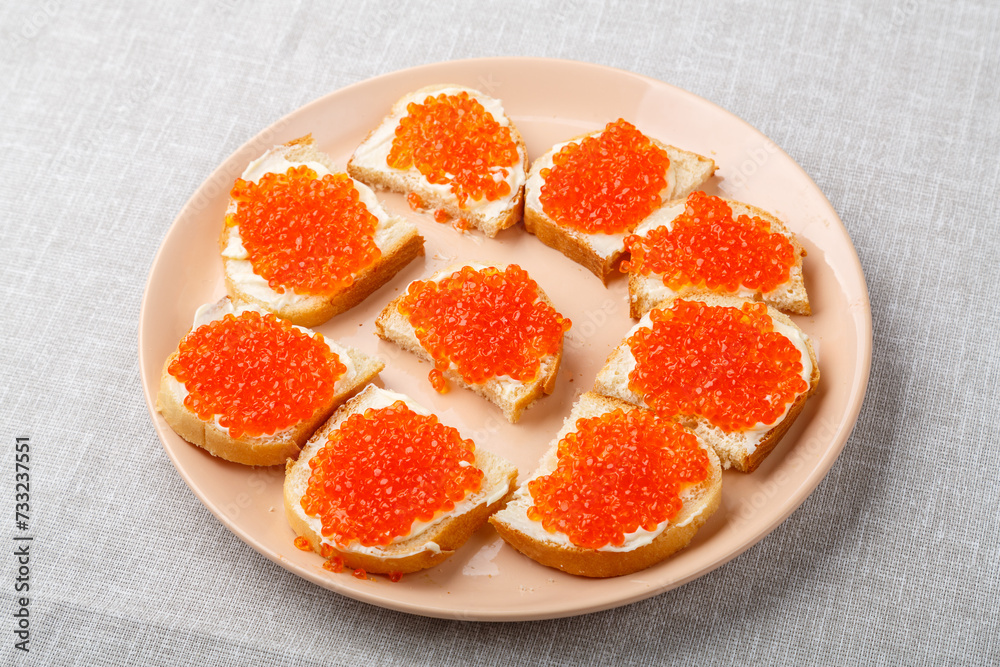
{"left": 139, "top": 58, "right": 871, "bottom": 621}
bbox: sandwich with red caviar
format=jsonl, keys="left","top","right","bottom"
{"left": 284, "top": 385, "right": 518, "bottom": 574}
{"left": 221, "top": 135, "right": 424, "bottom": 328}
{"left": 623, "top": 191, "right": 810, "bottom": 318}
{"left": 375, "top": 263, "right": 571, "bottom": 423}
{"left": 347, "top": 85, "right": 528, "bottom": 237}
{"left": 524, "top": 119, "right": 716, "bottom": 283}
{"left": 594, "top": 294, "right": 819, "bottom": 472}
{"left": 490, "top": 392, "right": 721, "bottom": 577}
{"left": 156, "top": 298, "right": 384, "bottom": 466}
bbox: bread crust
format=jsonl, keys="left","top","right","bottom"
{"left": 221, "top": 135, "right": 425, "bottom": 328}
{"left": 524, "top": 204, "right": 616, "bottom": 280}
{"left": 283, "top": 385, "right": 519, "bottom": 574}
{"left": 490, "top": 392, "right": 722, "bottom": 577}
{"left": 155, "top": 314, "right": 384, "bottom": 467}
{"left": 374, "top": 264, "right": 564, "bottom": 423}
{"left": 523, "top": 132, "right": 716, "bottom": 284}
{"left": 593, "top": 294, "right": 820, "bottom": 472}
{"left": 346, "top": 84, "right": 528, "bottom": 238}
{"left": 627, "top": 198, "right": 810, "bottom": 318}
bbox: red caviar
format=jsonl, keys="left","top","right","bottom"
{"left": 168, "top": 310, "right": 345, "bottom": 439}
{"left": 352, "top": 568, "right": 367, "bottom": 580}
{"left": 293, "top": 536, "right": 313, "bottom": 552}
{"left": 527, "top": 409, "right": 709, "bottom": 549}
{"left": 623, "top": 192, "right": 796, "bottom": 293}
{"left": 387, "top": 91, "right": 519, "bottom": 209}
{"left": 539, "top": 119, "right": 671, "bottom": 234}
{"left": 627, "top": 300, "right": 807, "bottom": 431}
{"left": 406, "top": 192, "right": 423, "bottom": 211}
{"left": 388, "top": 571, "right": 403, "bottom": 583}
{"left": 428, "top": 369, "right": 449, "bottom": 394}
{"left": 433, "top": 208, "right": 450, "bottom": 223}
{"left": 229, "top": 166, "right": 381, "bottom": 295}
{"left": 322, "top": 555, "right": 344, "bottom": 573}
{"left": 300, "top": 401, "right": 483, "bottom": 547}
{"left": 398, "top": 265, "right": 571, "bottom": 387}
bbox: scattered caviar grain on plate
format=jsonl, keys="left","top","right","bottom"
{"left": 322, "top": 555, "right": 344, "bottom": 573}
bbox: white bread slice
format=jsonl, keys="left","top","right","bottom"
{"left": 627, "top": 197, "right": 810, "bottom": 318}
{"left": 524, "top": 128, "right": 716, "bottom": 283}
{"left": 156, "top": 298, "right": 384, "bottom": 466}
{"left": 593, "top": 294, "right": 820, "bottom": 472}
{"left": 284, "top": 385, "right": 518, "bottom": 574}
{"left": 374, "top": 263, "right": 564, "bottom": 423}
{"left": 220, "top": 135, "right": 424, "bottom": 328}
{"left": 490, "top": 392, "right": 722, "bottom": 578}
{"left": 346, "top": 85, "right": 528, "bottom": 238}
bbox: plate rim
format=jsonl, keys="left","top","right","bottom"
{"left": 138, "top": 56, "right": 873, "bottom": 621}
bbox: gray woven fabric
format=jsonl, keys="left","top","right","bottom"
{"left": 2, "top": 0, "right": 998, "bottom": 664}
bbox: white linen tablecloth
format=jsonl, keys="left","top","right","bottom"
{"left": 1, "top": 0, "right": 997, "bottom": 664}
